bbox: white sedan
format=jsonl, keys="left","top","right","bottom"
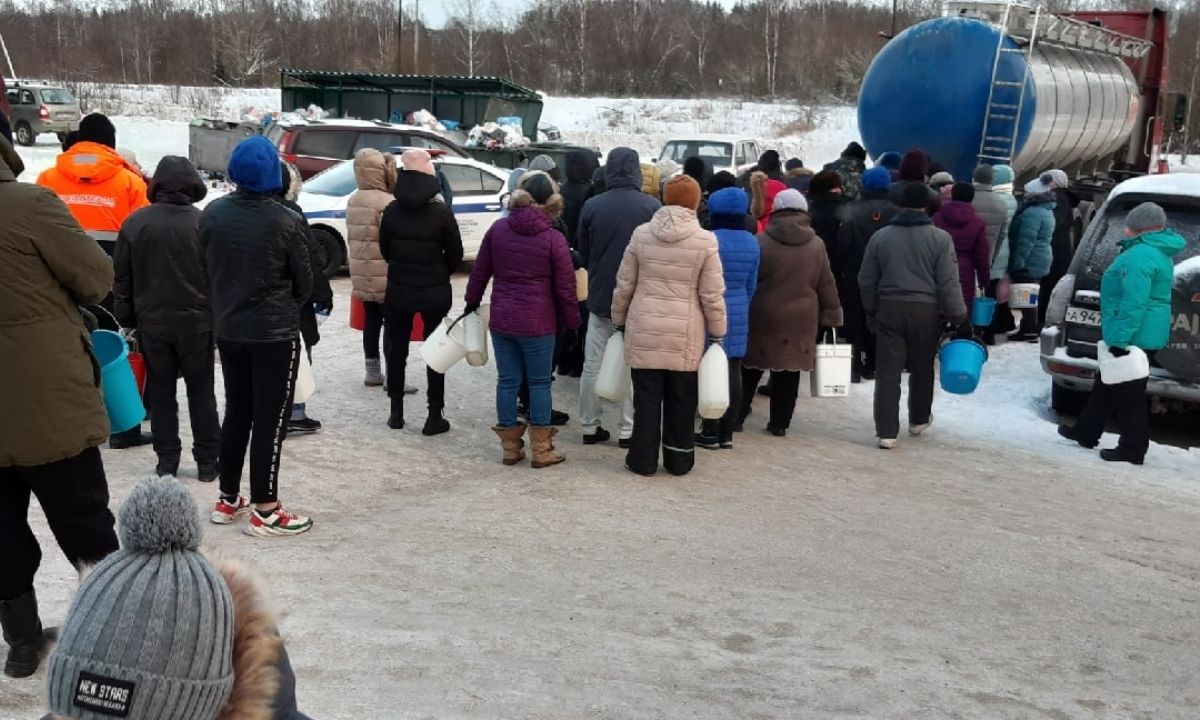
{"left": 297, "top": 155, "right": 511, "bottom": 267}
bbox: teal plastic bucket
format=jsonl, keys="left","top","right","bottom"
{"left": 90, "top": 330, "right": 145, "bottom": 433}
{"left": 939, "top": 339, "right": 987, "bottom": 395}
{"left": 971, "top": 297, "right": 996, "bottom": 326}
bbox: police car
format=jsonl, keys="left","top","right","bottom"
{"left": 297, "top": 152, "right": 511, "bottom": 267}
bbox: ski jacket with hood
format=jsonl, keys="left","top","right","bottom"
{"left": 1101, "top": 228, "right": 1187, "bottom": 351}
{"left": 708, "top": 188, "right": 760, "bottom": 359}
{"left": 858, "top": 209, "right": 967, "bottom": 323}
{"left": 561, "top": 149, "right": 599, "bottom": 247}
{"left": 379, "top": 170, "right": 464, "bottom": 314}
{"left": 1007, "top": 194, "right": 1056, "bottom": 280}
{"left": 466, "top": 203, "right": 580, "bottom": 338}
{"left": 0, "top": 137, "right": 113, "bottom": 467}
{"left": 933, "top": 199, "right": 990, "bottom": 306}
{"left": 200, "top": 146, "right": 312, "bottom": 345}
{"left": 971, "top": 182, "right": 1010, "bottom": 266}
{"left": 276, "top": 161, "right": 332, "bottom": 348}
{"left": 347, "top": 149, "right": 396, "bottom": 304}
{"left": 744, "top": 209, "right": 842, "bottom": 372}
{"left": 611, "top": 205, "right": 727, "bottom": 372}
{"left": 578, "top": 148, "right": 661, "bottom": 318}
{"left": 37, "top": 141, "right": 149, "bottom": 250}
{"left": 113, "top": 156, "right": 212, "bottom": 332}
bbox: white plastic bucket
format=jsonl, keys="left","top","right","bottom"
{"left": 420, "top": 316, "right": 469, "bottom": 373}
{"left": 462, "top": 311, "right": 489, "bottom": 367}
{"left": 811, "top": 328, "right": 853, "bottom": 398}
{"left": 1009, "top": 283, "right": 1040, "bottom": 309}
{"left": 697, "top": 343, "right": 729, "bottom": 419}
{"left": 595, "top": 331, "right": 630, "bottom": 402}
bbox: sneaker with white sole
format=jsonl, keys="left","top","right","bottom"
{"left": 245, "top": 505, "right": 313, "bottom": 537}
{"left": 878, "top": 438, "right": 899, "bottom": 450}
{"left": 211, "top": 496, "right": 251, "bottom": 525}
{"left": 909, "top": 415, "right": 933, "bottom": 436}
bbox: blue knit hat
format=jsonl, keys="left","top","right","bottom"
{"left": 862, "top": 166, "right": 892, "bottom": 191}
{"left": 876, "top": 151, "right": 903, "bottom": 171}
{"left": 228, "top": 136, "right": 283, "bottom": 193}
{"left": 708, "top": 186, "right": 749, "bottom": 217}
{"left": 992, "top": 164, "right": 1015, "bottom": 186}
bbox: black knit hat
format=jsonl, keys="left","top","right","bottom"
{"left": 951, "top": 182, "right": 975, "bottom": 203}
{"left": 707, "top": 170, "right": 737, "bottom": 193}
{"left": 523, "top": 173, "right": 556, "bottom": 204}
{"left": 757, "top": 149, "right": 782, "bottom": 175}
{"left": 78, "top": 113, "right": 117, "bottom": 148}
{"left": 785, "top": 158, "right": 804, "bottom": 172}
{"left": 843, "top": 142, "right": 867, "bottom": 162}
{"left": 899, "top": 182, "right": 934, "bottom": 210}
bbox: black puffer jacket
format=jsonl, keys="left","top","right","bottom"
{"left": 379, "top": 170, "right": 464, "bottom": 314}
{"left": 114, "top": 157, "right": 211, "bottom": 331}
{"left": 561, "top": 150, "right": 599, "bottom": 247}
{"left": 200, "top": 191, "right": 312, "bottom": 343}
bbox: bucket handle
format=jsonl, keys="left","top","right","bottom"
{"left": 821, "top": 327, "right": 840, "bottom": 345}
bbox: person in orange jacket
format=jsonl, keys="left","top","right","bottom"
{"left": 38, "top": 113, "right": 153, "bottom": 450}
{"left": 37, "top": 113, "right": 149, "bottom": 256}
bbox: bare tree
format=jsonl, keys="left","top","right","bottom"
{"left": 449, "top": 0, "right": 485, "bottom": 76}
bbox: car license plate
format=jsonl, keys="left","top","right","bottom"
{"left": 1066, "top": 307, "right": 1101, "bottom": 327}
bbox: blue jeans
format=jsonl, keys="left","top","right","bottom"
{"left": 492, "top": 332, "right": 556, "bottom": 427}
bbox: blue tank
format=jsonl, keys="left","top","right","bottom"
{"left": 858, "top": 16, "right": 1139, "bottom": 183}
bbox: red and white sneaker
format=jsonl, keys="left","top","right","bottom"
{"left": 245, "top": 505, "right": 313, "bottom": 537}
{"left": 211, "top": 496, "right": 251, "bottom": 525}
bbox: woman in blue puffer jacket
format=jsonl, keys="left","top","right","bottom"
{"left": 695, "top": 187, "right": 760, "bottom": 450}
{"left": 1007, "top": 173, "right": 1057, "bottom": 340}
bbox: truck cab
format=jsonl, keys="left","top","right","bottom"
{"left": 1040, "top": 174, "right": 1200, "bottom": 413}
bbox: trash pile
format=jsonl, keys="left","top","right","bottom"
{"left": 406, "top": 109, "right": 448, "bottom": 133}
{"left": 467, "top": 117, "right": 529, "bottom": 150}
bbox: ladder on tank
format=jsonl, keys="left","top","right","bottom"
{"left": 976, "top": 2, "right": 1041, "bottom": 166}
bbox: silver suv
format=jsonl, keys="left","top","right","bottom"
{"left": 5, "top": 83, "right": 81, "bottom": 146}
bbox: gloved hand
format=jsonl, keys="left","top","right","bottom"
{"left": 955, "top": 319, "right": 975, "bottom": 340}
{"left": 1110, "top": 346, "right": 1130, "bottom": 357}
{"left": 314, "top": 300, "right": 333, "bottom": 314}
{"left": 463, "top": 302, "right": 481, "bottom": 316}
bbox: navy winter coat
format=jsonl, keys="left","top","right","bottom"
{"left": 708, "top": 188, "right": 760, "bottom": 358}
{"left": 466, "top": 205, "right": 580, "bottom": 337}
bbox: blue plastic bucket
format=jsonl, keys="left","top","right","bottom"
{"left": 939, "top": 339, "right": 988, "bottom": 395}
{"left": 90, "top": 330, "right": 145, "bottom": 433}
{"left": 971, "top": 297, "right": 996, "bottom": 326}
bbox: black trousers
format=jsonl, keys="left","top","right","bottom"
{"left": 217, "top": 338, "right": 299, "bottom": 504}
{"left": 1073, "top": 372, "right": 1150, "bottom": 461}
{"left": 558, "top": 303, "right": 589, "bottom": 375}
{"left": 0, "top": 447, "right": 118, "bottom": 600}
{"left": 873, "top": 304, "right": 942, "bottom": 440}
{"left": 141, "top": 327, "right": 220, "bottom": 469}
{"left": 362, "top": 301, "right": 392, "bottom": 361}
{"left": 384, "top": 308, "right": 447, "bottom": 410}
{"left": 738, "top": 367, "right": 801, "bottom": 431}
{"left": 628, "top": 369, "right": 699, "bottom": 476}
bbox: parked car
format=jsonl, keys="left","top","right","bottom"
{"left": 657, "top": 135, "right": 762, "bottom": 178}
{"left": 265, "top": 118, "right": 469, "bottom": 180}
{"left": 1040, "top": 173, "right": 1200, "bottom": 413}
{"left": 297, "top": 154, "right": 510, "bottom": 268}
{"left": 4, "top": 82, "right": 80, "bottom": 146}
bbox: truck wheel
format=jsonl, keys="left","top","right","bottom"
{"left": 313, "top": 227, "right": 345, "bottom": 277}
{"left": 1051, "top": 382, "right": 1088, "bottom": 416}
{"left": 15, "top": 122, "right": 35, "bottom": 147}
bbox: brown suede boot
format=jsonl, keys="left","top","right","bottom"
{"left": 492, "top": 424, "right": 527, "bottom": 466}
{"left": 529, "top": 426, "right": 565, "bottom": 468}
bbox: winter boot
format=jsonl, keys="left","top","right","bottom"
{"left": 694, "top": 420, "right": 720, "bottom": 450}
{"left": 1, "top": 589, "right": 55, "bottom": 678}
{"left": 109, "top": 427, "right": 152, "bottom": 449}
{"left": 422, "top": 409, "right": 451, "bottom": 436}
{"left": 530, "top": 426, "right": 565, "bottom": 468}
{"left": 492, "top": 424, "right": 527, "bottom": 465}
{"left": 387, "top": 397, "right": 405, "bottom": 430}
{"left": 364, "top": 358, "right": 384, "bottom": 387}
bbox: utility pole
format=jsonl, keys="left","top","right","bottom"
{"left": 395, "top": 0, "right": 404, "bottom": 73}
{"left": 413, "top": 0, "right": 420, "bottom": 74}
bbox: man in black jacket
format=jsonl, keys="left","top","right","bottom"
{"left": 114, "top": 156, "right": 220, "bottom": 481}
{"left": 576, "top": 147, "right": 660, "bottom": 446}
{"left": 200, "top": 136, "right": 313, "bottom": 538}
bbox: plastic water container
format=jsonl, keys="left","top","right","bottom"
{"left": 1009, "top": 283, "right": 1040, "bottom": 309}
{"left": 811, "top": 329, "right": 853, "bottom": 398}
{"left": 90, "top": 330, "right": 146, "bottom": 433}
{"left": 595, "top": 332, "right": 630, "bottom": 402}
{"left": 462, "top": 312, "right": 489, "bottom": 367}
{"left": 698, "top": 344, "right": 730, "bottom": 418}
{"left": 420, "top": 317, "right": 470, "bottom": 373}
{"left": 938, "top": 339, "right": 988, "bottom": 395}
{"left": 971, "top": 297, "right": 997, "bottom": 326}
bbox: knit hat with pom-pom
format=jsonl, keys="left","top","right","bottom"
{"left": 47, "top": 476, "right": 235, "bottom": 720}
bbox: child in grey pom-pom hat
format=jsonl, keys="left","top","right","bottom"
{"left": 45, "top": 476, "right": 312, "bottom": 720}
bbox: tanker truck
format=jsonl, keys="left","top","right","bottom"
{"left": 857, "top": 1, "right": 1172, "bottom": 190}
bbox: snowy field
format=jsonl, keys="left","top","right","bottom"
{"left": 5, "top": 85, "right": 1200, "bottom": 718}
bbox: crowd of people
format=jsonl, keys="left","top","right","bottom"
{"left": 0, "top": 104, "right": 1183, "bottom": 716}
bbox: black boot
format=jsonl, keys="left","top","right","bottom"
{"left": 387, "top": 397, "right": 405, "bottom": 430}
{"left": 1, "top": 589, "right": 55, "bottom": 678}
{"left": 694, "top": 420, "right": 720, "bottom": 450}
{"left": 422, "top": 408, "right": 450, "bottom": 436}
{"left": 109, "top": 427, "right": 152, "bottom": 449}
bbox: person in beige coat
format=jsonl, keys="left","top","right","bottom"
{"left": 0, "top": 135, "right": 119, "bottom": 678}
{"left": 347, "top": 148, "right": 396, "bottom": 387}
{"left": 737, "top": 190, "right": 843, "bottom": 437}
{"left": 611, "top": 175, "right": 727, "bottom": 476}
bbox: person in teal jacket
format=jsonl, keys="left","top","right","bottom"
{"left": 1007, "top": 174, "right": 1057, "bottom": 341}
{"left": 1061, "top": 202, "right": 1185, "bottom": 465}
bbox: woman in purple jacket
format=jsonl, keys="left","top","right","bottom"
{"left": 465, "top": 173, "right": 580, "bottom": 468}
{"left": 932, "top": 183, "right": 990, "bottom": 307}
